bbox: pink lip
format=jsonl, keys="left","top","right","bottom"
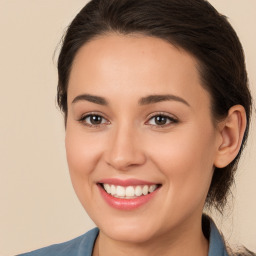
{"left": 97, "top": 182, "right": 160, "bottom": 211}
{"left": 98, "top": 178, "right": 157, "bottom": 186}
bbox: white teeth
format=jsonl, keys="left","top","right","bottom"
{"left": 142, "top": 185, "right": 149, "bottom": 195}
{"left": 135, "top": 186, "right": 143, "bottom": 196}
{"left": 116, "top": 186, "right": 126, "bottom": 197}
{"left": 149, "top": 185, "right": 157, "bottom": 193}
{"left": 102, "top": 184, "right": 159, "bottom": 198}
{"left": 103, "top": 184, "right": 111, "bottom": 194}
{"left": 110, "top": 185, "right": 116, "bottom": 195}
{"left": 126, "top": 186, "right": 135, "bottom": 197}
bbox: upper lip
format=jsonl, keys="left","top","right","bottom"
{"left": 97, "top": 178, "right": 159, "bottom": 186}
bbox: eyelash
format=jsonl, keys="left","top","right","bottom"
{"left": 146, "top": 113, "right": 178, "bottom": 128}
{"left": 78, "top": 113, "right": 109, "bottom": 128}
{"left": 78, "top": 112, "right": 178, "bottom": 128}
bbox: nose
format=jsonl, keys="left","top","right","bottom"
{"left": 104, "top": 124, "right": 146, "bottom": 171}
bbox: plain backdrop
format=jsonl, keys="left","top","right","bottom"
{"left": 0, "top": 1, "right": 255, "bottom": 255}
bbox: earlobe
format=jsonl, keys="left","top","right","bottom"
{"left": 214, "top": 105, "right": 247, "bottom": 168}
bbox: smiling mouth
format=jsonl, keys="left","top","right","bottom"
{"left": 99, "top": 183, "right": 161, "bottom": 199}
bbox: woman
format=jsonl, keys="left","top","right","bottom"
{"left": 20, "top": 0, "right": 255, "bottom": 255}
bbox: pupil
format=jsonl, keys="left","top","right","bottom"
{"left": 155, "top": 116, "right": 167, "bottom": 125}
{"left": 90, "top": 115, "right": 102, "bottom": 125}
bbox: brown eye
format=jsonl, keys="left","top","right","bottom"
{"left": 90, "top": 115, "right": 102, "bottom": 125}
{"left": 147, "top": 114, "right": 178, "bottom": 127}
{"left": 155, "top": 116, "right": 168, "bottom": 125}
{"left": 80, "top": 114, "right": 109, "bottom": 127}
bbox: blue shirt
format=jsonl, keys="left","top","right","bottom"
{"left": 18, "top": 217, "right": 229, "bottom": 256}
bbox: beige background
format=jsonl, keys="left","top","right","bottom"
{"left": 0, "top": 0, "right": 255, "bottom": 255}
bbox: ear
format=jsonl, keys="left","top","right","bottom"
{"left": 214, "top": 105, "right": 247, "bottom": 168}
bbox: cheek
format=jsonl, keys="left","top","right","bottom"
{"left": 147, "top": 125, "right": 216, "bottom": 205}
{"left": 65, "top": 127, "right": 103, "bottom": 186}
{"left": 65, "top": 127, "right": 106, "bottom": 213}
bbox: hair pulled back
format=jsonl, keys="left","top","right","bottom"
{"left": 57, "top": 0, "right": 252, "bottom": 212}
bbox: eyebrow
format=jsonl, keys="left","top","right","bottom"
{"left": 72, "top": 94, "right": 108, "bottom": 105}
{"left": 139, "top": 94, "right": 190, "bottom": 106}
{"left": 72, "top": 93, "right": 190, "bottom": 107}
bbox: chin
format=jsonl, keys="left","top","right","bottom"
{"left": 102, "top": 224, "right": 157, "bottom": 244}
{"left": 94, "top": 214, "right": 164, "bottom": 244}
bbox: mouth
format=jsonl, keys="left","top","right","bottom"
{"left": 99, "top": 183, "right": 161, "bottom": 199}
{"left": 97, "top": 179, "right": 162, "bottom": 210}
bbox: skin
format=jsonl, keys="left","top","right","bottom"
{"left": 65, "top": 34, "right": 246, "bottom": 256}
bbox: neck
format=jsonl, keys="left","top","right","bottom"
{"left": 93, "top": 215, "right": 209, "bottom": 256}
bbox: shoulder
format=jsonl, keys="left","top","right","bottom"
{"left": 205, "top": 215, "right": 255, "bottom": 256}
{"left": 18, "top": 228, "right": 99, "bottom": 256}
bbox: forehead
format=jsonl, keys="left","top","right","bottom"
{"left": 70, "top": 33, "right": 199, "bottom": 84}
{"left": 68, "top": 34, "right": 210, "bottom": 110}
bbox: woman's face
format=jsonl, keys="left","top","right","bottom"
{"left": 66, "top": 34, "right": 221, "bottom": 243}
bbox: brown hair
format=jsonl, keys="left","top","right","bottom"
{"left": 57, "top": 0, "right": 252, "bottom": 212}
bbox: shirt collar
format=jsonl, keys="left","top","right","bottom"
{"left": 207, "top": 216, "right": 229, "bottom": 256}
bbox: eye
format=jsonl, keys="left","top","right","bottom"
{"left": 146, "top": 114, "right": 178, "bottom": 127}
{"left": 79, "top": 114, "right": 109, "bottom": 127}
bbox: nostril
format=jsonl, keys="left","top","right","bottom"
{"left": 105, "top": 150, "right": 147, "bottom": 171}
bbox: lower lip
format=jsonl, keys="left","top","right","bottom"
{"left": 98, "top": 184, "right": 159, "bottom": 210}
